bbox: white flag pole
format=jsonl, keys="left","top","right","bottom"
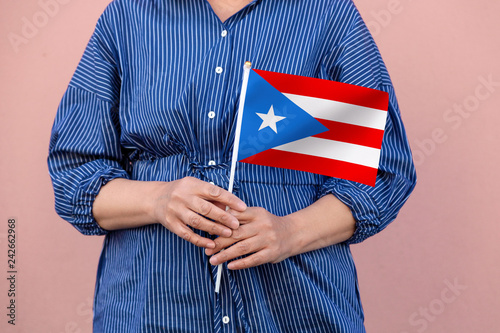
{"left": 214, "top": 61, "right": 252, "bottom": 294}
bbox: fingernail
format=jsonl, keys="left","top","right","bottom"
{"left": 223, "top": 228, "right": 232, "bottom": 237}
{"left": 210, "top": 257, "right": 218, "bottom": 265}
{"left": 206, "top": 242, "right": 215, "bottom": 249}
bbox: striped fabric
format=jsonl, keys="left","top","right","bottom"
{"left": 47, "top": 0, "right": 416, "bottom": 332}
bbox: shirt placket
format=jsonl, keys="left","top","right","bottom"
{"left": 212, "top": 264, "right": 236, "bottom": 333}
{"left": 198, "top": 23, "right": 233, "bottom": 169}
{"left": 212, "top": 262, "right": 250, "bottom": 333}
{"left": 202, "top": 20, "right": 246, "bottom": 332}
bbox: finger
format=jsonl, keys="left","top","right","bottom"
{"left": 227, "top": 250, "right": 270, "bottom": 270}
{"left": 182, "top": 210, "right": 233, "bottom": 238}
{"left": 227, "top": 207, "right": 262, "bottom": 224}
{"left": 209, "top": 237, "right": 263, "bottom": 266}
{"left": 204, "top": 236, "right": 238, "bottom": 256}
{"left": 212, "top": 223, "right": 259, "bottom": 252}
{"left": 170, "top": 222, "right": 216, "bottom": 249}
{"left": 200, "top": 182, "right": 247, "bottom": 212}
{"left": 188, "top": 196, "right": 239, "bottom": 229}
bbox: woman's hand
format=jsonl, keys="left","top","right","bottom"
{"left": 94, "top": 178, "right": 354, "bottom": 261}
{"left": 204, "top": 207, "right": 297, "bottom": 270}
{"left": 203, "top": 194, "right": 356, "bottom": 270}
{"left": 93, "top": 177, "right": 247, "bottom": 250}
{"left": 153, "top": 177, "right": 247, "bottom": 249}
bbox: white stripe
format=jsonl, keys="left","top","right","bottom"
{"left": 284, "top": 93, "right": 388, "bottom": 130}
{"left": 273, "top": 136, "right": 381, "bottom": 168}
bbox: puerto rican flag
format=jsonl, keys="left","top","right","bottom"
{"left": 236, "top": 68, "right": 389, "bottom": 187}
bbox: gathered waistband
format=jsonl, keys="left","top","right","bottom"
{"left": 127, "top": 150, "right": 326, "bottom": 190}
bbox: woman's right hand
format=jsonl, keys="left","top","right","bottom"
{"left": 93, "top": 177, "right": 247, "bottom": 249}
{"left": 151, "top": 177, "right": 247, "bottom": 249}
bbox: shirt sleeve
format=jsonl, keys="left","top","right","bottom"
{"left": 317, "top": 2, "right": 417, "bottom": 244}
{"left": 47, "top": 6, "right": 129, "bottom": 236}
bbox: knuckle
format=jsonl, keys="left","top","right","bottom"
{"left": 213, "top": 239, "right": 225, "bottom": 250}
{"left": 263, "top": 219, "right": 274, "bottom": 230}
{"left": 270, "top": 256, "right": 284, "bottom": 264}
{"left": 249, "top": 253, "right": 263, "bottom": 266}
{"left": 210, "top": 223, "right": 226, "bottom": 236}
{"left": 173, "top": 178, "right": 185, "bottom": 188}
{"left": 169, "top": 187, "right": 183, "bottom": 201}
{"left": 180, "top": 230, "right": 192, "bottom": 242}
{"left": 213, "top": 238, "right": 220, "bottom": 248}
{"left": 209, "top": 185, "right": 223, "bottom": 198}
{"left": 188, "top": 215, "right": 202, "bottom": 228}
{"left": 232, "top": 229, "right": 243, "bottom": 240}
{"left": 199, "top": 201, "right": 212, "bottom": 216}
{"left": 210, "top": 223, "right": 222, "bottom": 236}
{"left": 179, "top": 177, "right": 195, "bottom": 190}
{"left": 226, "top": 195, "right": 237, "bottom": 206}
{"left": 184, "top": 176, "right": 195, "bottom": 184}
{"left": 219, "top": 212, "right": 228, "bottom": 223}
{"left": 237, "top": 242, "right": 250, "bottom": 253}
{"left": 192, "top": 237, "right": 204, "bottom": 247}
{"left": 218, "top": 252, "right": 228, "bottom": 262}
{"left": 255, "top": 207, "right": 265, "bottom": 214}
{"left": 208, "top": 223, "right": 218, "bottom": 235}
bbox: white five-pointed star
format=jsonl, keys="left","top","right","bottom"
{"left": 256, "top": 105, "right": 286, "bottom": 133}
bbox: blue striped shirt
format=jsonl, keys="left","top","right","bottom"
{"left": 48, "top": 0, "right": 416, "bottom": 332}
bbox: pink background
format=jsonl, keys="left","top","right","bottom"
{"left": 1, "top": 0, "right": 499, "bottom": 332}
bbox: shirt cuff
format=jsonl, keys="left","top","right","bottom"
{"left": 317, "top": 178, "right": 380, "bottom": 245}
{"left": 70, "top": 164, "right": 129, "bottom": 235}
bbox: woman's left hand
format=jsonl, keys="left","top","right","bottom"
{"left": 204, "top": 207, "right": 297, "bottom": 270}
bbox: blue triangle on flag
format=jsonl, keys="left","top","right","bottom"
{"left": 238, "top": 69, "right": 329, "bottom": 161}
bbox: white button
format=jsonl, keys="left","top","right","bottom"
{"left": 215, "top": 66, "right": 223, "bottom": 74}
{"left": 208, "top": 160, "right": 216, "bottom": 166}
{"left": 222, "top": 316, "right": 230, "bottom": 324}
{"left": 209, "top": 181, "right": 215, "bottom": 185}
{"left": 208, "top": 111, "right": 216, "bottom": 119}
{"left": 221, "top": 30, "right": 228, "bottom": 37}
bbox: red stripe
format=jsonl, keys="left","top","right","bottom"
{"left": 313, "top": 119, "right": 385, "bottom": 149}
{"left": 254, "top": 69, "right": 389, "bottom": 111}
{"left": 240, "top": 149, "right": 377, "bottom": 186}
